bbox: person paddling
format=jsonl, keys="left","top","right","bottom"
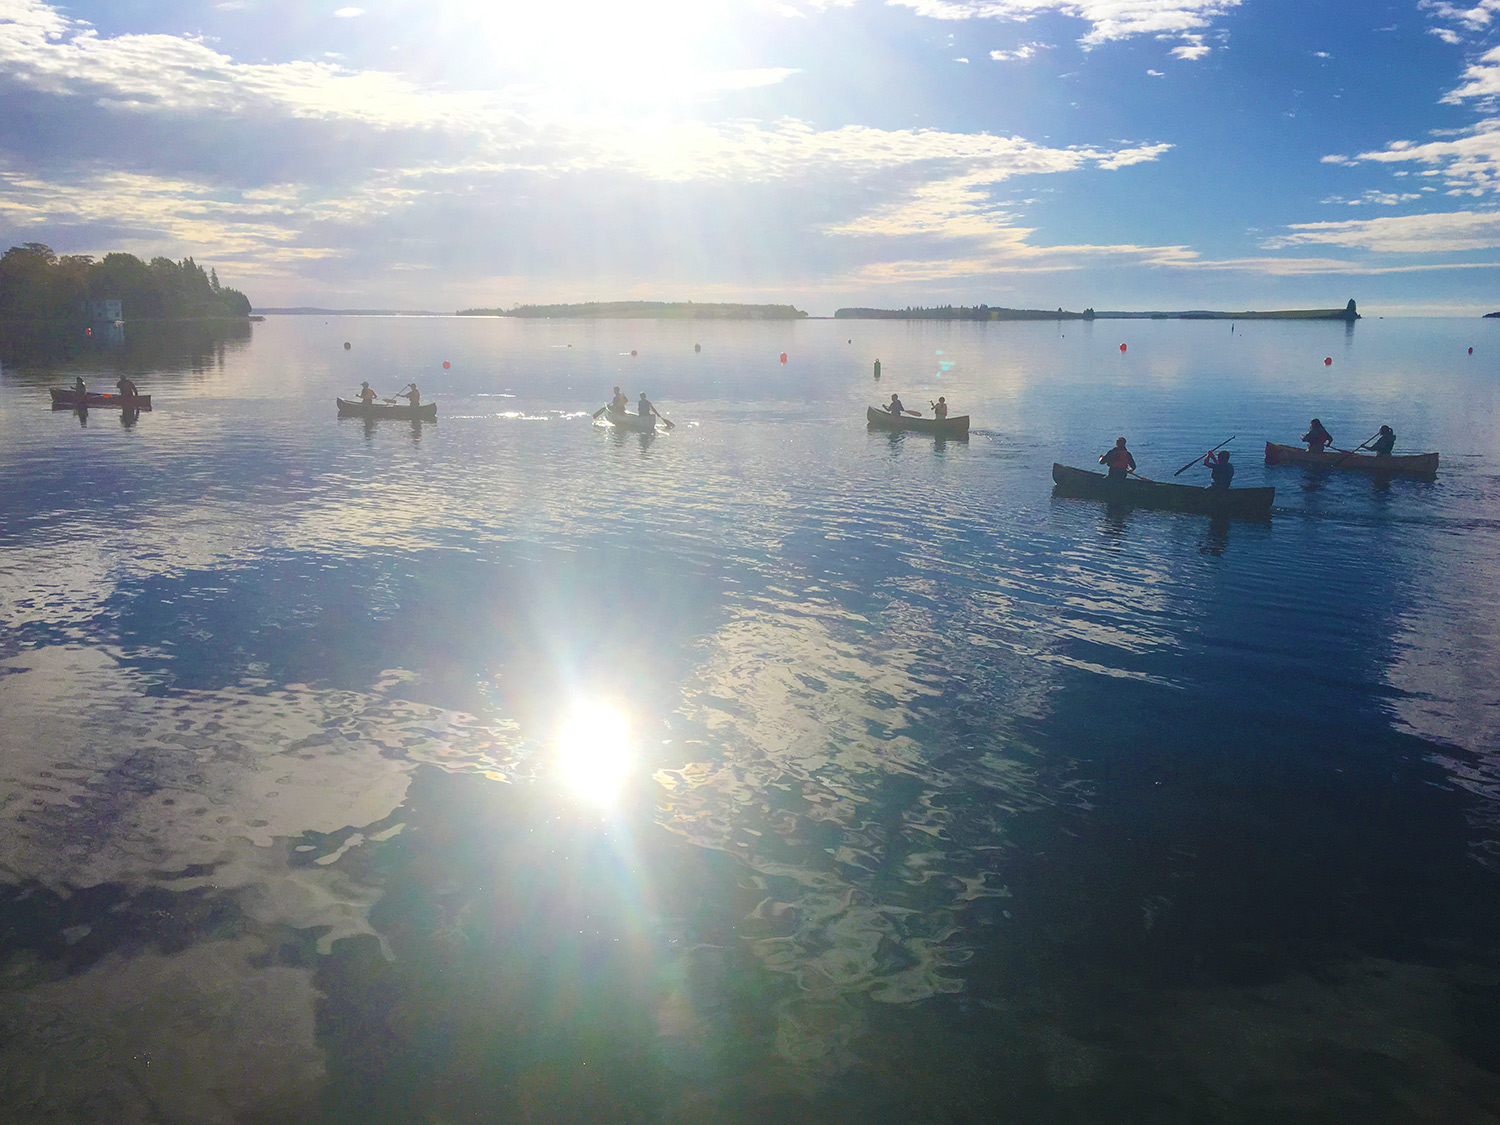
{"left": 1371, "top": 424, "right": 1396, "bottom": 457}
{"left": 115, "top": 376, "right": 138, "bottom": 398}
{"left": 887, "top": 393, "right": 914, "bottom": 417}
{"left": 73, "top": 376, "right": 87, "bottom": 397}
{"left": 931, "top": 396, "right": 949, "bottom": 420}
{"left": 355, "top": 381, "right": 378, "bottom": 406}
{"left": 1203, "top": 449, "right": 1235, "bottom": 490}
{"left": 1099, "top": 437, "right": 1135, "bottom": 482}
{"left": 1302, "top": 418, "right": 1332, "bottom": 453}
{"left": 637, "top": 392, "right": 658, "bottom": 421}
{"left": 397, "top": 382, "right": 420, "bottom": 407}
{"left": 609, "top": 386, "right": 629, "bottom": 413}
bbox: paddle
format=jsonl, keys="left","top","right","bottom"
{"left": 1128, "top": 469, "right": 1157, "bottom": 483}
{"left": 1173, "top": 435, "right": 1235, "bottom": 477}
{"left": 592, "top": 406, "right": 607, "bottom": 419}
{"left": 657, "top": 412, "right": 676, "bottom": 430}
{"left": 1328, "top": 430, "right": 1381, "bottom": 469}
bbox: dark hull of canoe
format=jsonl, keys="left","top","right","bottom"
{"left": 604, "top": 409, "right": 656, "bottom": 432}
{"left": 336, "top": 398, "right": 437, "bottom": 421}
{"left": 1264, "top": 441, "right": 1437, "bottom": 476}
{"left": 866, "top": 406, "right": 970, "bottom": 437}
{"left": 49, "top": 389, "right": 151, "bottom": 410}
{"left": 1051, "top": 464, "right": 1274, "bottom": 519}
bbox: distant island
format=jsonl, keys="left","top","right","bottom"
{"left": 255, "top": 307, "right": 447, "bottom": 316}
{"left": 0, "top": 242, "right": 251, "bottom": 321}
{"left": 1485, "top": 311, "right": 1500, "bottom": 318}
{"left": 835, "top": 300, "right": 1361, "bottom": 322}
{"left": 459, "top": 301, "right": 808, "bottom": 320}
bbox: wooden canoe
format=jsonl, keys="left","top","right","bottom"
{"left": 604, "top": 408, "right": 656, "bottom": 432}
{"left": 336, "top": 397, "right": 437, "bottom": 421}
{"left": 1052, "top": 464, "right": 1274, "bottom": 519}
{"left": 866, "top": 406, "right": 970, "bottom": 438}
{"left": 1264, "top": 441, "right": 1437, "bottom": 476}
{"left": 50, "top": 388, "right": 152, "bottom": 410}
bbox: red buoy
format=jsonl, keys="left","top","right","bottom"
{"left": 1324, "top": 357, "right": 1332, "bottom": 366}
{"left": 779, "top": 352, "right": 787, "bottom": 364}
{"left": 1119, "top": 343, "right": 1127, "bottom": 353}
{"left": 631, "top": 350, "right": 638, "bottom": 357}
{"left": 442, "top": 360, "right": 451, "bottom": 369}
{"left": 1469, "top": 347, "right": 1474, "bottom": 355}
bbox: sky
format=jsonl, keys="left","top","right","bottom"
{"left": 2, "top": 0, "right": 1500, "bottom": 314}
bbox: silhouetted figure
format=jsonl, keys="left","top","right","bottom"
{"left": 1099, "top": 437, "right": 1135, "bottom": 482}
{"left": 1371, "top": 425, "right": 1395, "bottom": 457}
{"left": 1302, "top": 418, "right": 1332, "bottom": 453}
{"left": 1204, "top": 449, "right": 1234, "bottom": 490}
{"left": 932, "top": 396, "right": 948, "bottom": 420}
{"left": 609, "top": 386, "right": 628, "bottom": 412}
{"left": 638, "top": 392, "right": 658, "bottom": 421}
{"left": 356, "top": 381, "right": 377, "bottom": 405}
{"left": 116, "top": 376, "right": 138, "bottom": 398}
{"left": 397, "top": 382, "right": 420, "bottom": 406}
{"left": 73, "top": 376, "right": 86, "bottom": 396}
{"left": 887, "top": 393, "right": 910, "bottom": 417}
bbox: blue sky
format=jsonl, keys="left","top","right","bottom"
{"left": 3, "top": 0, "right": 1500, "bottom": 313}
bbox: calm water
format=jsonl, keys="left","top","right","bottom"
{"left": 1, "top": 315, "right": 1498, "bottom": 1123}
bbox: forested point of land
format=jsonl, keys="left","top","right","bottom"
{"left": 0, "top": 243, "right": 251, "bottom": 321}
{"left": 834, "top": 305, "right": 1095, "bottom": 320}
{"left": 458, "top": 301, "right": 808, "bottom": 319}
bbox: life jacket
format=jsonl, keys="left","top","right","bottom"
{"left": 1103, "top": 447, "right": 1131, "bottom": 469}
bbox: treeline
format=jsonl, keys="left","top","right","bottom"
{"left": 0, "top": 243, "right": 251, "bottom": 321}
{"left": 459, "top": 301, "right": 808, "bottom": 320}
{"left": 835, "top": 304, "right": 1096, "bottom": 321}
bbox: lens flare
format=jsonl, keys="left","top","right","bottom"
{"left": 554, "top": 702, "right": 633, "bottom": 805}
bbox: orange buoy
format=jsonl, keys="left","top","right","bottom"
{"left": 1119, "top": 343, "right": 1126, "bottom": 353}
{"left": 442, "top": 360, "right": 451, "bottom": 369}
{"left": 1324, "top": 357, "right": 1332, "bottom": 366}
{"left": 780, "top": 352, "right": 787, "bottom": 364}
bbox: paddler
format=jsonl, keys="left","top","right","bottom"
{"left": 115, "top": 376, "right": 138, "bottom": 398}
{"left": 637, "top": 391, "right": 659, "bottom": 421}
{"left": 1099, "top": 437, "right": 1135, "bottom": 482}
{"left": 931, "top": 396, "right": 949, "bottom": 420}
{"left": 1302, "top": 418, "right": 1333, "bottom": 453}
{"left": 397, "top": 381, "right": 420, "bottom": 407}
{"left": 1203, "top": 449, "right": 1234, "bottom": 490}
{"left": 887, "top": 393, "right": 911, "bottom": 417}
{"left": 73, "top": 375, "right": 87, "bottom": 397}
{"left": 1371, "top": 424, "right": 1396, "bottom": 457}
{"left": 356, "top": 381, "right": 378, "bottom": 406}
{"left": 609, "top": 386, "right": 629, "bottom": 413}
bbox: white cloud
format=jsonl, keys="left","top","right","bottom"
{"left": 1323, "top": 118, "right": 1500, "bottom": 195}
{"left": 990, "top": 40, "right": 1049, "bottom": 61}
{"left": 1319, "top": 190, "right": 1424, "bottom": 206}
{"left": 1263, "top": 208, "right": 1500, "bottom": 253}
{"left": 1429, "top": 26, "right": 1464, "bottom": 43}
{"left": 1444, "top": 44, "right": 1500, "bottom": 102}
{"left": 1146, "top": 68, "right": 1163, "bottom": 76}
{"left": 1419, "top": 0, "right": 1500, "bottom": 32}
{"left": 332, "top": 6, "right": 365, "bottom": 16}
{"left": 887, "top": 0, "right": 1239, "bottom": 52}
{"left": 1312, "top": 50, "right": 1331, "bottom": 59}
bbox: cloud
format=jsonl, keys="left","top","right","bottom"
{"left": 1262, "top": 208, "right": 1500, "bottom": 253}
{"left": 332, "top": 6, "right": 365, "bottom": 15}
{"left": 1443, "top": 44, "right": 1500, "bottom": 102}
{"left": 1319, "top": 190, "right": 1424, "bottom": 206}
{"left": 887, "top": 0, "right": 1240, "bottom": 53}
{"left": 990, "top": 41, "right": 1050, "bottom": 61}
{"left": 1419, "top": 0, "right": 1500, "bottom": 32}
{"left": 1429, "top": 26, "right": 1464, "bottom": 43}
{"left": 1322, "top": 118, "right": 1500, "bottom": 195}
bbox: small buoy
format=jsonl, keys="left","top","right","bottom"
{"left": 694, "top": 343, "right": 701, "bottom": 353}
{"left": 442, "top": 360, "right": 451, "bottom": 369}
{"left": 344, "top": 341, "right": 351, "bottom": 350}
{"left": 1120, "top": 343, "right": 1127, "bottom": 353}
{"left": 1469, "top": 347, "right": 1474, "bottom": 355}
{"left": 631, "top": 349, "right": 638, "bottom": 357}
{"left": 780, "top": 352, "right": 787, "bottom": 364}
{"left": 1324, "top": 357, "right": 1332, "bottom": 366}
{"left": 873, "top": 359, "right": 881, "bottom": 378}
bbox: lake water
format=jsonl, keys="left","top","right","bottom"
{"left": 1, "top": 314, "right": 1498, "bottom": 1122}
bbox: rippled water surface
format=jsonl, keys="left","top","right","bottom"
{"left": 2, "top": 315, "right": 1499, "bottom": 1122}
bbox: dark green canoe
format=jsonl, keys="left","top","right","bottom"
{"left": 1052, "top": 463, "right": 1273, "bottom": 519}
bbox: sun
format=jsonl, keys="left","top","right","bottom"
{"left": 553, "top": 701, "right": 634, "bottom": 806}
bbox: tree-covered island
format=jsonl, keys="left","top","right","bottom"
{"left": 459, "top": 301, "right": 808, "bottom": 319}
{"left": 0, "top": 243, "right": 252, "bottom": 321}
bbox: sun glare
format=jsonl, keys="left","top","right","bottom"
{"left": 554, "top": 702, "right": 634, "bottom": 805}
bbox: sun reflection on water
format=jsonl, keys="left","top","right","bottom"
{"left": 554, "top": 701, "right": 634, "bottom": 806}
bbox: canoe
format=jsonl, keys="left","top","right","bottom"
{"left": 1264, "top": 441, "right": 1437, "bottom": 476}
{"left": 1051, "top": 463, "right": 1274, "bottom": 519}
{"left": 50, "top": 389, "right": 152, "bottom": 410}
{"left": 336, "top": 397, "right": 437, "bottom": 421}
{"left": 604, "top": 408, "right": 656, "bottom": 433}
{"left": 866, "top": 406, "right": 970, "bottom": 438}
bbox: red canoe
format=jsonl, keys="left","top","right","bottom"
{"left": 50, "top": 388, "right": 152, "bottom": 410}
